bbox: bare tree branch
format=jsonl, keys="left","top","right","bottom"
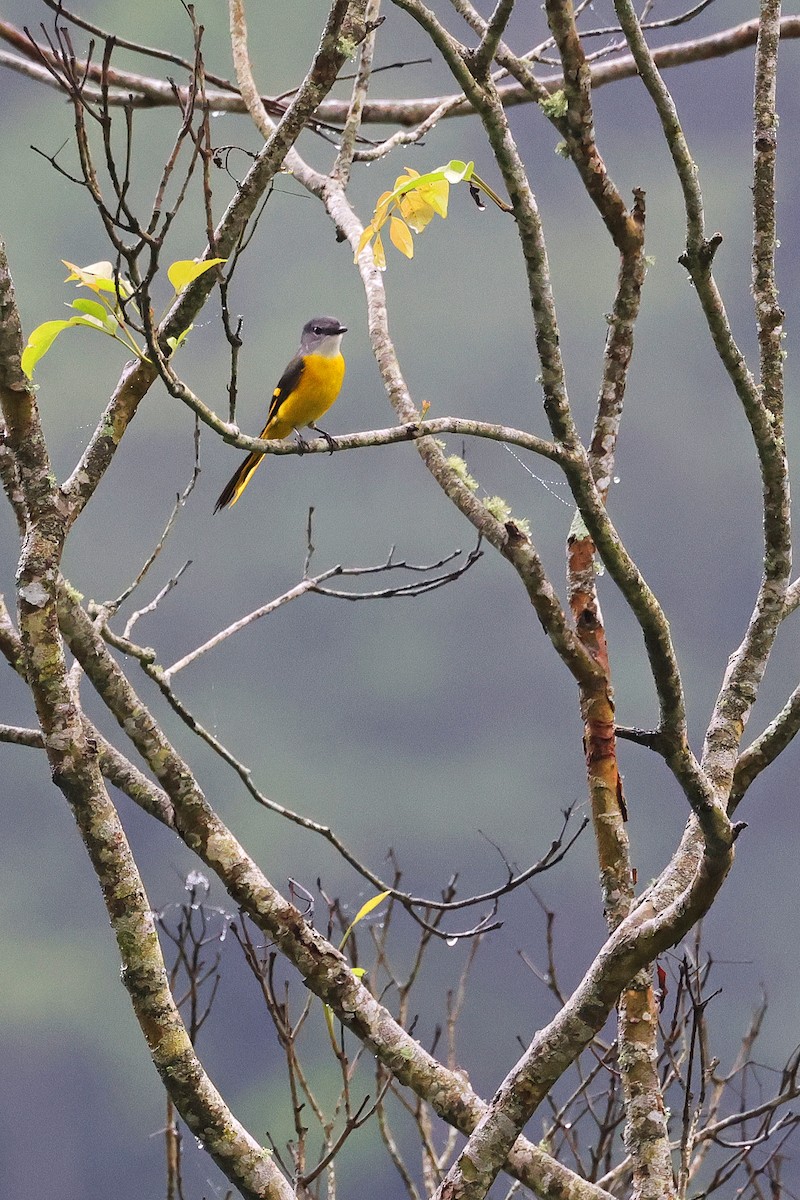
{"left": 3, "top": 16, "right": 799, "bottom": 123}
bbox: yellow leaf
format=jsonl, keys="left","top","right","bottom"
{"left": 63, "top": 259, "right": 112, "bottom": 283}
{"left": 399, "top": 191, "right": 436, "bottom": 234}
{"left": 389, "top": 216, "right": 414, "bottom": 259}
{"left": 62, "top": 260, "right": 113, "bottom": 294}
{"left": 339, "top": 890, "right": 391, "bottom": 951}
{"left": 352, "top": 890, "right": 391, "bottom": 925}
{"left": 402, "top": 166, "right": 420, "bottom": 178}
{"left": 167, "top": 257, "right": 227, "bottom": 292}
{"left": 62, "top": 260, "right": 132, "bottom": 298}
{"left": 355, "top": 224, "right": 375, "bottom": 261}
{"left": 418, "top": 177, "right": 449, "bottom": 218}
{"left": 373, "top": 191, "right": 394, "bottom": 229}
{"left": 373, "top": 232, "right": 386, "bottom": 271}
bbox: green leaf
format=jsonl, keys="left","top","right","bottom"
{"left": 70, "top": 298, "right": 108, "bottom": 322}
{"left": 21, "top": 318, "right": 103, "bottom": 378}
{"left": 70, "top": 298, "right": 118, "bottom": 334}
{"left": 323, "top": 1002, "right": 335, "bottom": 1041}
{"left": 442, "top": 159, "right": 473, "bottom": 184}
{"left": 22, "top": 321, "right": 69, "bottom": 377}
{"left": 166, "top": 325, "right": 193, "bottom": 355}
{"left": 167, "top": 257, "right": 227, "bottom": 292}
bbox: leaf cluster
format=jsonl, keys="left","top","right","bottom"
{"left": 356, "top": 158, "right": 508, "bottom": 267}
{"left": 21, "top": 257, "right": 225, "bottom": 378}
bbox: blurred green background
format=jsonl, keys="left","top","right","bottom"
{"left": 2, "top": 1, "right": 799, "bottom": 1196}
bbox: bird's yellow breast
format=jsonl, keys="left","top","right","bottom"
{"left": 266, "top": 352, "right": 345, "bottom": 439}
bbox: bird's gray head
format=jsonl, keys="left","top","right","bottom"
{"left": 300, "top": 316, "right": 347, "bottom": 357}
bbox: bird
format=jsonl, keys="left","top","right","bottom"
{"left": 214, "top": 315, "right": 347, "bottom": 511}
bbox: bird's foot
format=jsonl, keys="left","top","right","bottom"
{"left": 310, "top": 423, "right": 337, "bottom": 455}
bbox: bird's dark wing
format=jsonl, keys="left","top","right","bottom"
{"left": 263, "top": 354, "right": 305, "bottom": 433}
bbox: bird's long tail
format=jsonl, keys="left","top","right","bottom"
{"left": 213, "top": 449, "right": 266, "bottom": 512}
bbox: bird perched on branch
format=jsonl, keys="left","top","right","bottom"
{"left": 214, "top": 315, "right": 347, "bottom": 511}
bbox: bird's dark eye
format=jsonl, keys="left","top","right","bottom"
{"left": 313, "top": 325, "right": 323, "bottom": 334}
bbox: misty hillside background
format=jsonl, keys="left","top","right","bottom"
{"left": 1, "top": 2, "right": 798, "bottom": 1197}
